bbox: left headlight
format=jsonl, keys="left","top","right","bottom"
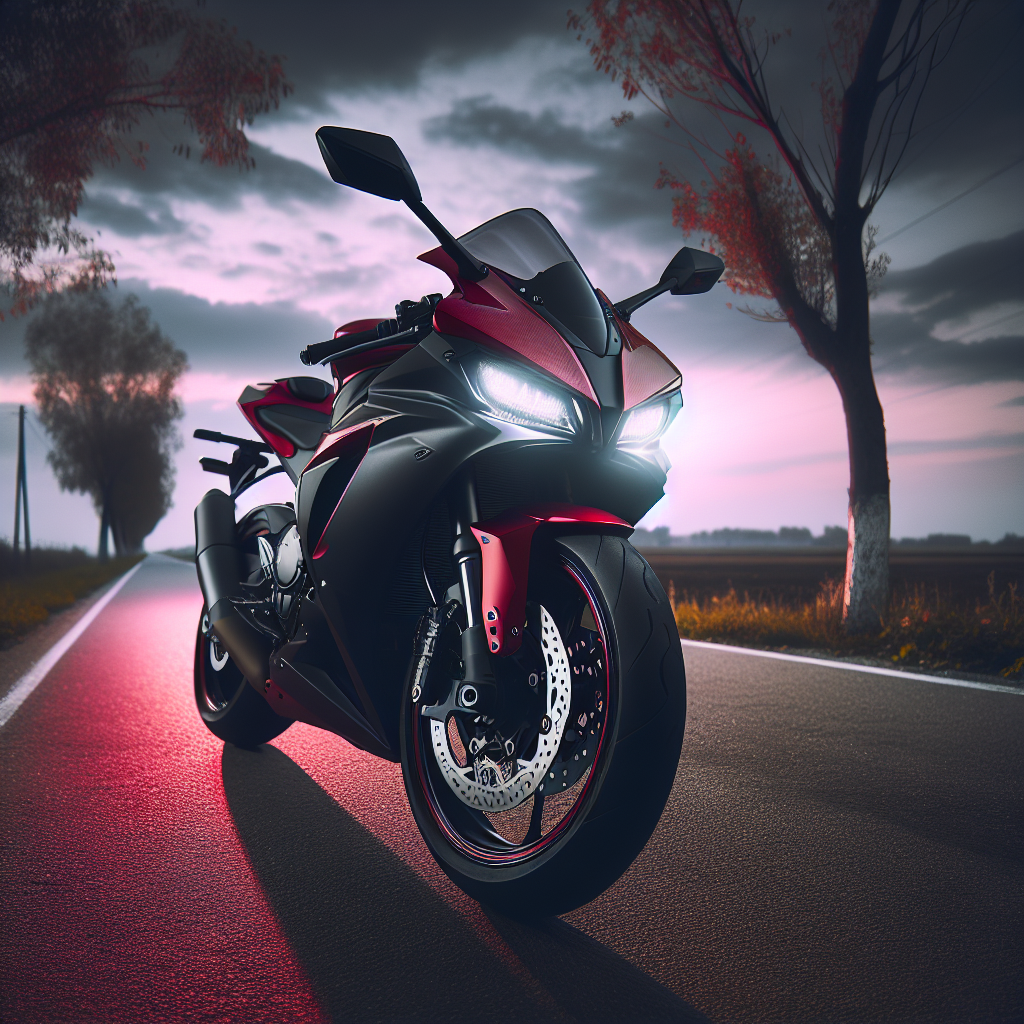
{"left": 616, "top": 391, "right": 681, "bottom": 447}
{"left": 471, "top": 359, "right": 578, "bottom": 435}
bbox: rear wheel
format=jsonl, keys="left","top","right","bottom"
{"left": 400, "top": 533, "right": 686, "bottom": 918}
{"left": 193, "top": 610, "right": 291, "bottom": 747}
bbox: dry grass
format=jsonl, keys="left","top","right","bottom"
{"left": 672, "top": 572, "right": 1024, "bottom": 681}
{"left": 0, "top": 553, "right": 143, "bottom": 647}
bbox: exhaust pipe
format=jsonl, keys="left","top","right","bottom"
{"left": 195, "top": 489, "right": 274, "bottom": 690}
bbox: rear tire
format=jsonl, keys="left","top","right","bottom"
{"left": 193, "top": 610, "right": 291, "bottom": 748}
{"left": 400, "top": 534, "right": 685, "bottom": 918}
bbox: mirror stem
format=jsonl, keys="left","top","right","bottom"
{"left": 405, "top": 199, "right": 488, "bottom": 282}
{"left": 614, "top": 278, "right": 676, "bottom": 322}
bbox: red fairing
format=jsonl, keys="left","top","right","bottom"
{"left": 418, "top": 246, "right": 599, "bottom": 405}
{"left": 238, "top": 381, "right": 335, "bottom": 459}
{"left": 471, "top": 504, "right": 632, "bottom": 656}
{"left": 597, "top": 289, "right": 682, "bottom": 410}
{"left": 335, "top": 318, "right": 386, "bottom": 338}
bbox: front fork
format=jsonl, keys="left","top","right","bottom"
{"left": 450, "top": 469, "right": 500, "bottom": 719}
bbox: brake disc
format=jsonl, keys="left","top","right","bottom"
{"left": 429, "top": 604, "right": 570, "bottom": 810}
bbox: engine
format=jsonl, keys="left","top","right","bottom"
{"left": 236, "top": 505, "right": 311, "bottom": 642}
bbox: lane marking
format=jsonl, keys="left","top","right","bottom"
{"left": 681, "top": 639, "right": 1023, "bottom": 695}
{"left": 0, "top": 560, "right": 145, "bottom": 730}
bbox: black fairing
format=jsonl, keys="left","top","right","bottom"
{"left": 289, "top": 331, "right": 667, "bottom": 757}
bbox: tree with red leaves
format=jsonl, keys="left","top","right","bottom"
{"left": 572, "top": 0, "right": 972, "bottom": 631}
{"left": 0, "top": 0, "right": 291, "bottom": 316}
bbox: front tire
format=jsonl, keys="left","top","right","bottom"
{"left": 193, "top": 610, "right": 291, "bottom": 748}
{"left": 400, "top": 534, "right": 686, "bottom": 918}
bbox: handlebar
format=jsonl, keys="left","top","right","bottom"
{"left": 301, "top": 293, "right": 443, "bottom": 365}
{"left": 299, "top": 328, "right": 378, "bottom": 366}
{"left": 193, "top": 428, "right": 272, "bottom": 453}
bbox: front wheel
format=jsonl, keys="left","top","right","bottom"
{"left": 400, "top": 533, "right": 686, "bottom": 918}
{"left": 193, "top": 610, "right": 291, "bottom": 748}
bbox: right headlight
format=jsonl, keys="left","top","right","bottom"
{"left": 469, "top": 359, "right": 578, "bottom": 435}
{"left": 616, "top": 391, "right": 681, "bottom": 448}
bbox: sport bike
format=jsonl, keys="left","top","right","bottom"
{"left": 192, "top": 126, "right": 724, "bottom": 916}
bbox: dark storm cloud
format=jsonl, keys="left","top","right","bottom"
{"left": 120, "top": 280, "right": 336, "bottom": 370}
{"left": 78, "top": 193, "right": 186, "bottom": 237}
{"left": 202, "top": 0, "right": 570, "bottom": 107}
{"left": 0, "top": 281, "right": 336, "bottom": 375}
{"left": 872, "top": 230, "right": 1024, "bottom": 383}
{"left": 424, "top": 99, "right": 689, "bottom": 238}
{"left": 82, "top": 140, "right": 340, "bottom": 213}
{"left": 425, "top": 97, "right": 604, "bottom": 164}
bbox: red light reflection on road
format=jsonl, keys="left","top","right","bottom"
{"left": 0, "top": 585, "right": 327, "bottom": 1024}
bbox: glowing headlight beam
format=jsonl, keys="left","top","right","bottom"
{"left": 617, "top": 402, "right": 668, "bottom": 446}
{"left": 617, "top": 392, "right": 682, "bottom": 447}
{"left": 474, "top": 361, "right": 576, "bottom": 434}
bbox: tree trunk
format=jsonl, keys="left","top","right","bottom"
{"left": 111, "top": 516, "right": 126, "bottom": 558}
{"left": 830, "top": 343, "right": 890, "bottom": 632}
{"left": 97, "top": 501, "right": 110, "bottom": 562}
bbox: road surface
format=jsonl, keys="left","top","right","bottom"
{"left": 1, "top": 556, "right": 1021, "bottom": 1023}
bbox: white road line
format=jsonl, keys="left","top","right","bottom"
{"left": 0, "top": 560, "right": 145, "bottom": 730}
{"left": 681, "top": 639, "right": 1022, "bottom": 694}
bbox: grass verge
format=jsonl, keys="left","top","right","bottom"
{"left": 672, "top": 573, "right": 1024, "bottom": 681}
{"left": 0, "top": 554, "right": 144, "bottom": 647}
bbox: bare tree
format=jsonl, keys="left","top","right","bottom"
{"left": 27, "top": 291, "right": 186, "bottom": 558}
{"left": 572, "top": 0, "right": 973, "bottom": 630}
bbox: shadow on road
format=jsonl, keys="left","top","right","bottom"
{"left": 222, "top": 743, "right": 707, "bottom": 1024}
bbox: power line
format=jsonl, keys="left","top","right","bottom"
{"left": 877, "top": 153, "right": 1024, "bottom": 245}
{"left": 954, "top": 307, "right": 1024, "bottom": 342}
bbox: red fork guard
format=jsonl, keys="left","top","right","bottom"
{"left": 470, "top": 504, "right": 632, "bottom": 656}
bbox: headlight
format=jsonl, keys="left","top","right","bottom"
{"left": 471, "top": 360, "right": 577, "bottom": 434}
{"left": 617, "top": 392, "right": 681, "bottom": 447}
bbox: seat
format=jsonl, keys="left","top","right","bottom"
{"left": 279, "top": 376, "right": 334, "bottom": 403}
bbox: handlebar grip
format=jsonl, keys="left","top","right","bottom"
{"left": 300, "top": 328, "right": 378, "bottom": 366}
{"left": 193, "top": 428, "right": 272, "bottom": 453}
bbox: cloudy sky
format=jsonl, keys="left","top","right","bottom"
{"left": 1, "top": 0, "right": 1022, "bottom": 551}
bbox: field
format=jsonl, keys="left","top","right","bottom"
{"left": 0, "top": 544, "right": 143, "bottom": 647}
{"left": 641, "top": 547, "right": 1024, "bottom": 681}
{"left": 642, "top": 547, "right": 1023, "bottom": 606}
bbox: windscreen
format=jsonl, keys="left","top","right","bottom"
{"left": 460, "top": 209, "right": 609, "bottom": 354}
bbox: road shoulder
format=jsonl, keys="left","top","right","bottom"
{"left": 0, "top": 555, "right": 191, "bottom": 705}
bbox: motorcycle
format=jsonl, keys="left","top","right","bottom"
{"left": 192, "top": 126, "right": 724, "bottom": 917}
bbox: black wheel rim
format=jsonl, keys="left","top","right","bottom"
{"left": 413, "top": 558, "right": 614, "bottom": 865}
{"left": 199, "top": 617, "right": 247, "bottom": 713}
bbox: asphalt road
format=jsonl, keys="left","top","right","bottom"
{"left": 1, "top": 556, "right": 1021, "bottom": 1023}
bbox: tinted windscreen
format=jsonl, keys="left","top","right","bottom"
{"left": 460, "top": 208, "right": 608, "bottom": 354}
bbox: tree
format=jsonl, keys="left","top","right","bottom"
{"left": 26, "top": 291, "right": 187, "bottom": 558}
{"left": 572, "top": 0, "right": 972, "bottom": 630}
{"left": 0, "top": 0, "right": 291, "bottom": 315}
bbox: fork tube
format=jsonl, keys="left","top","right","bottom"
{"left": 452, "top": 468, "right": 482, "bottom": 629}
{"left": 451, "top": 468, "right": 497, "bottom": 711}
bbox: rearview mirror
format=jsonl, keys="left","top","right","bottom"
{"left": 660, "top": 247, "right": 725, "bottom": 295}
{"left": 316, "top": 125, "right": 487, "bottom": 281}
{"left": 316, "top": 126, "right": 421, "bottom": 203}
{"left": 614, "top": 246, "right": 725, "bottom": 321}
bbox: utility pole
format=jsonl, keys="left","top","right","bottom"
{"left": 13, "top": 405, "right": 30, "bottom": 568}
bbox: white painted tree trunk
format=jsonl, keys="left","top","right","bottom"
{"left": 843, "top": 492, "right": 890, "bottom": 632}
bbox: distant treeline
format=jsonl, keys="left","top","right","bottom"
{"left": 632, "top": 526, "right": 1024, "bottom": 550}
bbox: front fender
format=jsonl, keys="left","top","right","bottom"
{"left": 471, "top": 504, "right": 632, "bottom": 656}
